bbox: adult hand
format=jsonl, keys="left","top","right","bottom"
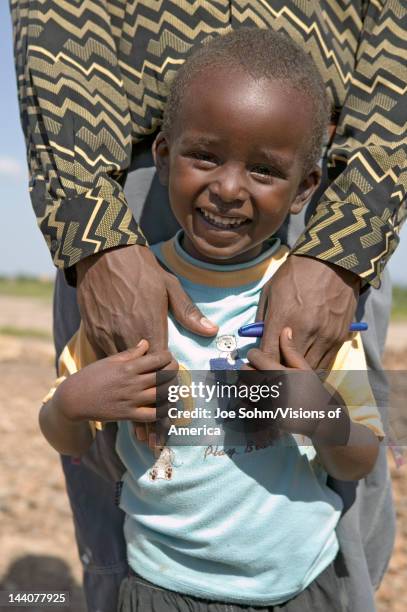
{"left": 257, "top": 255, "right": 360, "bottom": 369}
{"left": 76, "top": 244, "right": 218, "bottom": 358}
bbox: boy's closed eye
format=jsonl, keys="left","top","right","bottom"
{"left": 186, "top": 153, "right": 287, "bottom": 182}
{"left": 250, "top": 164, "right": 287, "bottom": 182}
{"left": 186, "top": 151, "right": 219, "bottom": 167}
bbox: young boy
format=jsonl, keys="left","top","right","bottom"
{"left": 40, "top": 30, "right": 383, "bottom": 611}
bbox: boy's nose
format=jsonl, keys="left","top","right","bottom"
{"left": 209, "top": 165, "right": 248, "bottom": 204}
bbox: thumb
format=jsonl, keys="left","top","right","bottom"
{"left": 279, "top": 328, "right": 310, "bottom": 370}
{"left": 116, "top": 339, "right": 149, "bottom": 362}
{"left": 166, "top": 276, "right": 218, "bottom": 337}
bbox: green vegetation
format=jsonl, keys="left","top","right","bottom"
{"left": 0, "top": 326, "right": 52, "bottom": 340}
{"left": 392, "top": 285, "right": 407, "bottom": 321}
{"left": 0, "top": 275, "right": 53, "bottom": 300}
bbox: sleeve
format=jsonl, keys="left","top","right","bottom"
{"left": 10, "top": 0, "right": 146, "bottom": 284}
{"left": 41, "top": 323, "right": 103, "bottom": 433}
{"left": 292, "top": 0, "right": 407, "bottom": 288}
{"left": 325, "top": 333, "right": 384, "bottom": 437}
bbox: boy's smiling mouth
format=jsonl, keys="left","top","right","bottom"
{"left": 196, "top": 207, "right": 251, "bottom": 231}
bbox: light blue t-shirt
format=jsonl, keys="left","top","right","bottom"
{"left": 116, "top": 232, "right": 342, "bottom": 605}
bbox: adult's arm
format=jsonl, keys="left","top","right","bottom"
{"left": 10, "top": 0, "right": 144, "bottom": 277}
{"left": 261, "top": 0, "right": 406, "bottom": 367}
{"left": 294, "top": 0, "right": 406, "bottom": 285}
{"left": 10, "top": 0, "right": 217, "bottom": 353}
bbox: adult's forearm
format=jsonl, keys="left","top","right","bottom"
{"left": 293, "top": 2, "right": 406, "bottom": 287}
{"left": 292, "top": 194, "right": 404, "bottom": 289}
{"left": 10, "top": 0, "right": 146, "bottom": 279}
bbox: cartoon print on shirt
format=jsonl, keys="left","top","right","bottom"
{"left": 218, "top": 335, "right": 238, "bottom": 364}
{"left": 209, "top": 334, "right": 245, "bottom": 371}
{"left": 148, "top": 364, "right": 191, "bottom": 482}
{"left": 149, "top": 447, "right": 176, "bottom": 481}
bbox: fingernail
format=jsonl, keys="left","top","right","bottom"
{"left": 136, "top": 339, "right": 145, "bottom": 347}
{"left": 287, "top": 328, "right": 293, "bottom": 340}
{"left": 200, "top": 317, "right": 216, "bottom": 330}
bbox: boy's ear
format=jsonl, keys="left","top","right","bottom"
{"left": 290, "top": 166, "right": 321, "bottom": 214}
{"left": 152, "top": 132, "right": 170, "bottom": 186}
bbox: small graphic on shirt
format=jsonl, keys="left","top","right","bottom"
{"left": 149, "top": 447, "right": 176, "bottom": 481}
{"left": 209, "top": 334, "right": 245, "bottom": 371}
{"left": 148, "top": 364, "right": 191, "bottom": 483}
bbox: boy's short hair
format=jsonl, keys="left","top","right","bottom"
{"left": 163, "top": 28, "right": 331, "bottom": 174}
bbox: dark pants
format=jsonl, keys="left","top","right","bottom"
{"left": 53, "top": 143, "right": 395, "bottom": 612}
{"left": 118, "top": 556, "right": 349, "bottom": 612}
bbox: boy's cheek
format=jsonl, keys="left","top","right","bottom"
{"left": 170, "top": 161, "right": 205, "bottom": 193}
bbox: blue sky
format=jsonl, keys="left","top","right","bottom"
{"left": 0, "top": 4, "right": 405, "bottom": 284}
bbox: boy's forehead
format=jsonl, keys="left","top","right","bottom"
{"left": 179, "top": 67, "right": 260, "bottom": 113}
{"left": 176, "top": 65, "right": 310, "bottom": 123}
{"left": 172, "top": 67, "right": 313, "bottom": 155}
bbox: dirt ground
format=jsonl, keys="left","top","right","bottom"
{"left": 0, "top": 296, "right": 406, "bottom": 612}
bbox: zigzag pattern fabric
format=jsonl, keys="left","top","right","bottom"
{"left": 10, "top": 1, "right": 406, "bottom": 286}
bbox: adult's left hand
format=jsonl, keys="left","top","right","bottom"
{"left": 257, "top": 255, "right": 360, "bottom": 369}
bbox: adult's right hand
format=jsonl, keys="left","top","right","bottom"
{"left": 76, "top": 244, "right": 218, "bottom": 358}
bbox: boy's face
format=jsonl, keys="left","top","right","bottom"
{"left": 154, "top": 67, "right": 320, "bottom": 264}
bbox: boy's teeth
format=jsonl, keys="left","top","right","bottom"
{"left": 200, "top": 209, "right": 246, "bottom": 227}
